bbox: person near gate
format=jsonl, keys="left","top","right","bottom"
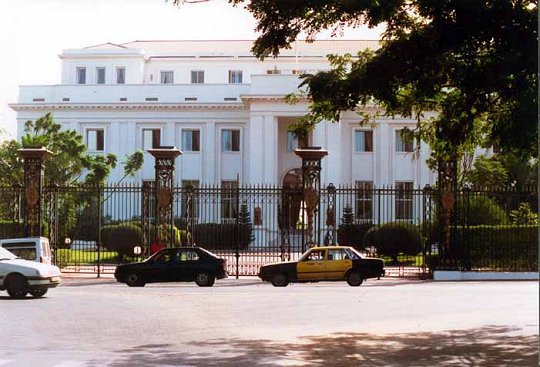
{"left": 150, "top": 236, "right": 165, "bottom": 255}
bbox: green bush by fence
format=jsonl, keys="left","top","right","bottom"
{"left": 100, "top": 222, "right": 186, "bottom": 260}
{"left": 0, "top": 221, "right": 24, "bottom": 239}
{"left": 456, "top": 195, "right": 508, "bottom": 225}
{"left": 192, "top": 223, "right": 251, "bottom": 250}
{"left": 453, "top": 225, "right": 538, "bottom": 271}
{"left": 363, "top": 222, "right": 423, "bottom": 264}
{"left": 337, "top": 223, "right": 373, "bottom": 249}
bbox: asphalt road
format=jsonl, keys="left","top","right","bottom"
{"left": 0, "top": 278, "right": 538, "bottom": 367}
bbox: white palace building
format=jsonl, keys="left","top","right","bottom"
{"left": 10, "top": 40, "right": 435, "bottom": 191}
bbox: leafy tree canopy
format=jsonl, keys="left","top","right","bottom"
{"left": 0, "top": 113, "right": 143, "bottom": 186}
{"left": 227, "top": 0, "right": 537, "bottom": 162}
{"left": 464, "top": 153, "right": 538, "bottom": 189}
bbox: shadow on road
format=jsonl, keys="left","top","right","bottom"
{"left": 101, "top": 325, "right": 538, "bottom": 366}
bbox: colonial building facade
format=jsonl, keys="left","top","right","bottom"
{"left": 10, "top": 40, "right": 435, "bottom": 190}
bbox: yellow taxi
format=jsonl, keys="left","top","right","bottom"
{"left": 258, "top": 246, "right": 385, "bottom": 287}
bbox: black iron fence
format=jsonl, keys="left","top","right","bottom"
{"left": 0, "top": 183, "right": 536, "bottom": 277}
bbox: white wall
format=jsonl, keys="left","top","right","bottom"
{"left": 12, "top": 42, "right": 436, "bottom": 188}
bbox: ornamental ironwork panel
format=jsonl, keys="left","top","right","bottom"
{"left": 295, "top": 148, "right": 328, "bottom": 247}
{"left": 18, "top": 148, "right": 52, "bottom": 237}
{"left": 148, "top": 148, "right": 182, "bottom": 247}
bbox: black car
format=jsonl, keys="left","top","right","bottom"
{"left": 114, "top": 247, "right": 228, "bottom": 287}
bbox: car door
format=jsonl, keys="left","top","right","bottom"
{"left": 297, "top": 249, "right": 326, "bottom": 281}
{"left": 325, "top": 249, "right": 353, "bottom": 280}
{"left": 172, "top": 249, "right": 200, "bottom": 281}
{"left": 145, "top": 250, "right": 174, "bottom": 282}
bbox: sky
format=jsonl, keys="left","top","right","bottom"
{"left": 0, "top": 0, "right": 384, "bottom": 138}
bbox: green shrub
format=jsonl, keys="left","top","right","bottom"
{"left": 152, "top": 224, "right": 187, "bottom": 246}
{"left": 0, "top": 221, "right": 24, "bottom": 239}
{"left": 100, "top": 224, "right": 118, "bottom": 249}
{"left": 363, "top": 222, "right": 423, "bottom": 264}
{"left": 453, "top": 225, "right": 538, "bottom": 271}
{"left": 108, "top": 224, "right": 143, "bottom": 260}
{"left": 510, "top": 203, "right": 538, "bottom": 225}
{"left": 456, "top": 194, "right": 508, "bottom": 225}
{"left": 192, "top": 223, "right": 250, "bottom": 250}
{"left": 337, "top": 223, "right": 374, "bottom": 249}
{"left": 100, "top": 222, "right": 187, "bottom": 259}
{"left": 336, "top": 205, "right": 373, "bottom": 249}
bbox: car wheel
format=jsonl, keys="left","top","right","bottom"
{"left": 195, "top": 272, "right": 215, "bottom": 287}
{"left": 29, "top": 289, "right": 48, "bottom": 298}
{"left": 346, "top": 271, "right": 363, "bottom": 287}
{"left": 126, "top": 272, "right": 145, "bottom": 287}
{"left": 271, "top": 273, "right": 289, "bottom": 287}
{"left": 6, "top": 274, "right": 29, "bottom": 299}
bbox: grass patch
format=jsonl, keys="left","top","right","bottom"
{"left": 54, "top": 249, "right": 143, "bottom": 266}
{"left": 378, "top": 254, "right": 425, "bottom": 267}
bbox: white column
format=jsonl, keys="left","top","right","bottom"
{"left": 108, "top": 121, "right": 122, "bottom": 182}
{"left": 120, "top": 121, "right": 140, "bottom": 183}
{"left": 321, "top": 120, "right": 342, "bottom": 185}
{"left": 164, "top": 122, "right": 175, "bottom": 147}
{"left": 248, "top": 114, "right": 265, "bottom": 183}
{"left": 311, "top": 121, "right": 326, "bottom": 185}
{"left": 377, "top": 120, "right": 392, "bottom": 186}
{"left": 418, "top": 141, "right": 434, "bottom": 187}
{"left": 203, "top": 121, "right": 216, "bottom": 184}
{"left": 263, "top": 114, "right": 278, "bottom": 184}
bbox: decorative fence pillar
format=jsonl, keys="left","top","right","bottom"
{"left": 325, "top": 183, "right": 337, "bottom": 246}
{"left": 184, "top": 183, "right": 196, "bottom": 246}
{"left": 18, "top": 147, "right": 52, "bottom": 237}
{"left": 148, "top": 147, "right": 182, "bottom": 248}
{"left": 295, "top": 147, "right": 328, "bottom": 249}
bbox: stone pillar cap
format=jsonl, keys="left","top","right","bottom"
{"left": 147, "top": 147, "right": 182, "bottom": 159}
{"left": 294, "top": 147, "right": 328, "bottom": 160}
{"left": 17, "top": 147, "right": 53, "bottom": 158}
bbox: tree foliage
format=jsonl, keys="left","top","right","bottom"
{"left": 0, "top": 113, "right": 143, "bottom": 186}
{"left": 227, "top": 0, "right": 537, "bottom": 251}
{"left": 238, "top": 203, "right": 255, "bottom": 244}
{"left": 363, "top": 222, "right": 423, "bottom": 264}
{"left": 510, "top": 202, "right": 538, "bottom": 225}
{"left": 228, "top": 0, "right": 537, "bottom": 161}
{"left": 464, "top": 155, "right": 510, "bottom": 188}
{"left": 336, "top": 205, "right": 373, "bottom": 248}
{"left": 464, "top": 153, "right": 537, "bottom": 189}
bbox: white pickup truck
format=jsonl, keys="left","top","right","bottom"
{"left": 0, "top": 247, "right": 61, "bottom": 298}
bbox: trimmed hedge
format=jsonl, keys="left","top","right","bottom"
{"left": 192, "top": 223, "right": 251, "bottom": 250}
{"left": 337, "top": 223, "right": 374, "bottom": 250}
{"left": 100, "top": 224, "right": 143, "bottom": 260}
{"left": 453, "top": 225, "right": 538, "bottom": 271}
{"left": 363, "top": 222, "right": 423, "bottom": 264}
{"left": 0, "top": 221, "right": 24, "bottom": 239}
{"left": 456, "top": 195, "right": 508, "bottom": 225}
{"left": 100, "top": 222, "right": 186, "bottom": 260}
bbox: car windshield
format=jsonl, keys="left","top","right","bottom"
{"left": 145, "top": 249, "right": 168, "bottom": 262}
{"left": 196, "top": 247, "right": 217, "bottom": 258}
{"left": 346, "top": 247, "right": 363, "bottom": 259}
{"left": 0, "top": 247, "right": 17, "bottom": 260}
